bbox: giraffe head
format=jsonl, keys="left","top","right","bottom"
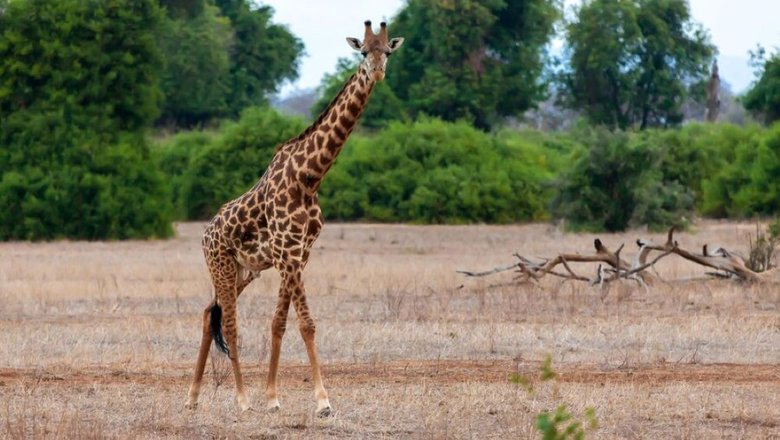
{"left": 346, "top": 20, "right": 404, "bottom": 82}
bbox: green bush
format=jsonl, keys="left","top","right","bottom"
{"left": 551, "top": 127, "right": 696, "bottom": 232}
{"left": 701, "top": 123, "right": 780, "bottom": 217}
{"left": 0, "top": 114, "right": 172, "bottom": 240}
{"left": 177, "top": 107, "right": 306, "bottom": 219}
{"left": 153, "top": 130, "right": 218, "bottom": 218}
{"left": 158, "top": 116, "right": 780, "bottom": 229}
{"left": 319, "top": 118, "right": 559, "bottom": 223}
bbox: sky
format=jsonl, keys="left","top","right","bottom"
{"left": 260, "top": 0, "right": 780, "bottom": 96}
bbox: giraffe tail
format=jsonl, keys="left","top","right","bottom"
{"left": 209, "top": 303, "right": 230, "bottom": 355}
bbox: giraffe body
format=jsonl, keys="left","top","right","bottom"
{"left": 185, "top": 21, "right": 404, "bottom": 416}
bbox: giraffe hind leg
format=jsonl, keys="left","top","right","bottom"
{"left": 186, "top": 302, "right": 216, "bottom": 409}
{"left": 216, "top": 286, "right": 251, "bottom": 411}
{"left": 197, "top": 253, "right": 251, "bottom": 411}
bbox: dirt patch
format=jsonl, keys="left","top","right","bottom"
{"left": 1, "top": 360, "right": 776, "bottom": 389}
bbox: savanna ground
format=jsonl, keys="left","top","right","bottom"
{"left": 1, "top": 221, "right": 779, "bottom": 439}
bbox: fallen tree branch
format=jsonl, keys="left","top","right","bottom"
{"left": 458, "top": 226, "right": 780, "bottom": 287}
{"left": 642, "top": 226, "right": 768, "bottom": 283}
{"left": 457, "top": 263, "right": 518, "bottom": 278}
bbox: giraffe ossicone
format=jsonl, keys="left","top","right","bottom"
{"left": 184, "top": 20, "right": 404, "bottom": 416}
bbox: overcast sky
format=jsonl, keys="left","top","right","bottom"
{"left": 260, "top": 0, "right": 780, "bottom": 95}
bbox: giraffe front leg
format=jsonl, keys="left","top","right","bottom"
{"left": 291, "top": 279, "right": 332, "bottom": 417}
{"left": 266, "top": 292, "right": 291, "bottom": 412}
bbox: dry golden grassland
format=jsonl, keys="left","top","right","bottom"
{"left": 1, "top": 221, "right": 779, "bottom": 439}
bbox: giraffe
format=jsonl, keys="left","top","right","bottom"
{"left": 184, "top": 20, "right": 404, "bottom": 417}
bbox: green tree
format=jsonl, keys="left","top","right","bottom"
{"left": 158, "top": 0, "right": 206, "bottom": 18}
{"left": 0, "top": 0, "right": 172, "bottom": 240}
{"left": 312, "top": 57, "right": 409, "bottom": 129}
{"left": 0, "top": 0, "right": 164, "bottom": 132}
{"left": 385, "top": 0, "right": 559, "bottom": 130}
{"left": 743, "top": 48, "right": 780, "bottom": 124}
{"left": 215, "top": 0, "right": 303, "bottom": 114}
{"left": 562, "top": 0, "right": 714, "bottom": 129}
{"left": 157, "top": 3, "right": 233, "bottom": 126}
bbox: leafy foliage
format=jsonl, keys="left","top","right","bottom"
{"left": 0, "top": 0, "right": 172, "bottom": 240}
{"left": 157, "top": 116, "right": 780, "bottom": 230}
{"left": 174, "top": 107, "right": 306, "bottom": 219}
{"left": 536, "top": 406, "right": 598, "bottom": 440}
{"left": 154, "top": 0, "right": 301, "bottom": 126}
{"left": 510, "top": 356, "right": 599, "bottom": 440}
{"left": 157, "top": 3, "right": 233, "bottom": 126}
{"left": 700, "top": 123, "right": 780, "bottom": 217}
{"left": 153, "top": 130, "right": 219, "bottom": 218}
{"left": 743, "top": 49, "right": 780, "bottom": 124}
{"left": 552, "top": 127, "right": 696, "bottom": 232}
{"left": 386, "top": 0, "right": 559, "bottom": 130}
{"left": 319, "top": 118, "right": 559, "bottom": 223}
{"left": 0, "top": 113, "right": 172, "bottom": 240}
{"left": 561, "top": 0, "right": 714, "bottom": 129}
{"left": 215, "top": 0, "right": 303, "bottom": 115}
{"left": 158, "top": 0, "right": 207, "bottom": 18}
{"left": 0, "top": 0, "right": 164, "bottom": 132}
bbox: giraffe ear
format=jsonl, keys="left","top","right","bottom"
{"left": 346, "top": 37, "right": 362, "bottom": 51}
{"left": 388, "top": 37, "right": 405, "bottom": 52}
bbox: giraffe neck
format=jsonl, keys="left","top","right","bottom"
{"left": 287, "top": 68, "right": 375, "bottom": 192}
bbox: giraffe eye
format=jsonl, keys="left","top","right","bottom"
{"left": 361, "top": 51, "right": 367, "bottom": 57}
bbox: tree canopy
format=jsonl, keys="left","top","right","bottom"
{"left": 215, "top": 0, "right": 303, "bottom": 116}
{"left": 155, "top": 0, "right": 303, "bottom": 126}
{"left": 384, "top": 0, "right": 559, "bottom": 130}
{"left": 561, "top": 0, "right": 714, "bottom": 130}
{"left": 743, "top": 49, "right": 780, "bottom": 124}
{"left": 157, "top": 3, "right": 233, "bottom": 126}
{"left": 0, "top": 0, "right": 164, "bottom": 133}
{"left": 0, "top": 0, "right": 172, "bottom": 240}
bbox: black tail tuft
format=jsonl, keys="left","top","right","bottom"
{"left": 210, "top": 303, "right": 230, "bottom": 355}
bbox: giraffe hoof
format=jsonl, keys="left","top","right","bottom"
{"left": 316, "top": 406, "right": 333, "bottom": 418}
{"left": 267, "top": 403, "right": 281, "bottom": 413}
{"left": 185, "top": 402, "right": 198, "bottom": 410}
{"left": 237, "top": 398, "right": 252, "bottom": 412}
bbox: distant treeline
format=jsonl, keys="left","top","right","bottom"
{"left": 155, "top": 108, "right": 780, "bottom": 232}
{"left": 1, "top": 0, "right": 778, "bottom": 240}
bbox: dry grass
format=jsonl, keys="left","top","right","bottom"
{"left": 0, "top": 221, "right": 778, "bottom": 439}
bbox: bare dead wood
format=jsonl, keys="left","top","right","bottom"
{"left": 458, "top": 225, "right": 780, "bottom": 287}
{"left": 641, "top": 226, "right": 769, "bottom": 283}
{"left": 457, "top": 263, "right": 518, "bottom": 278}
